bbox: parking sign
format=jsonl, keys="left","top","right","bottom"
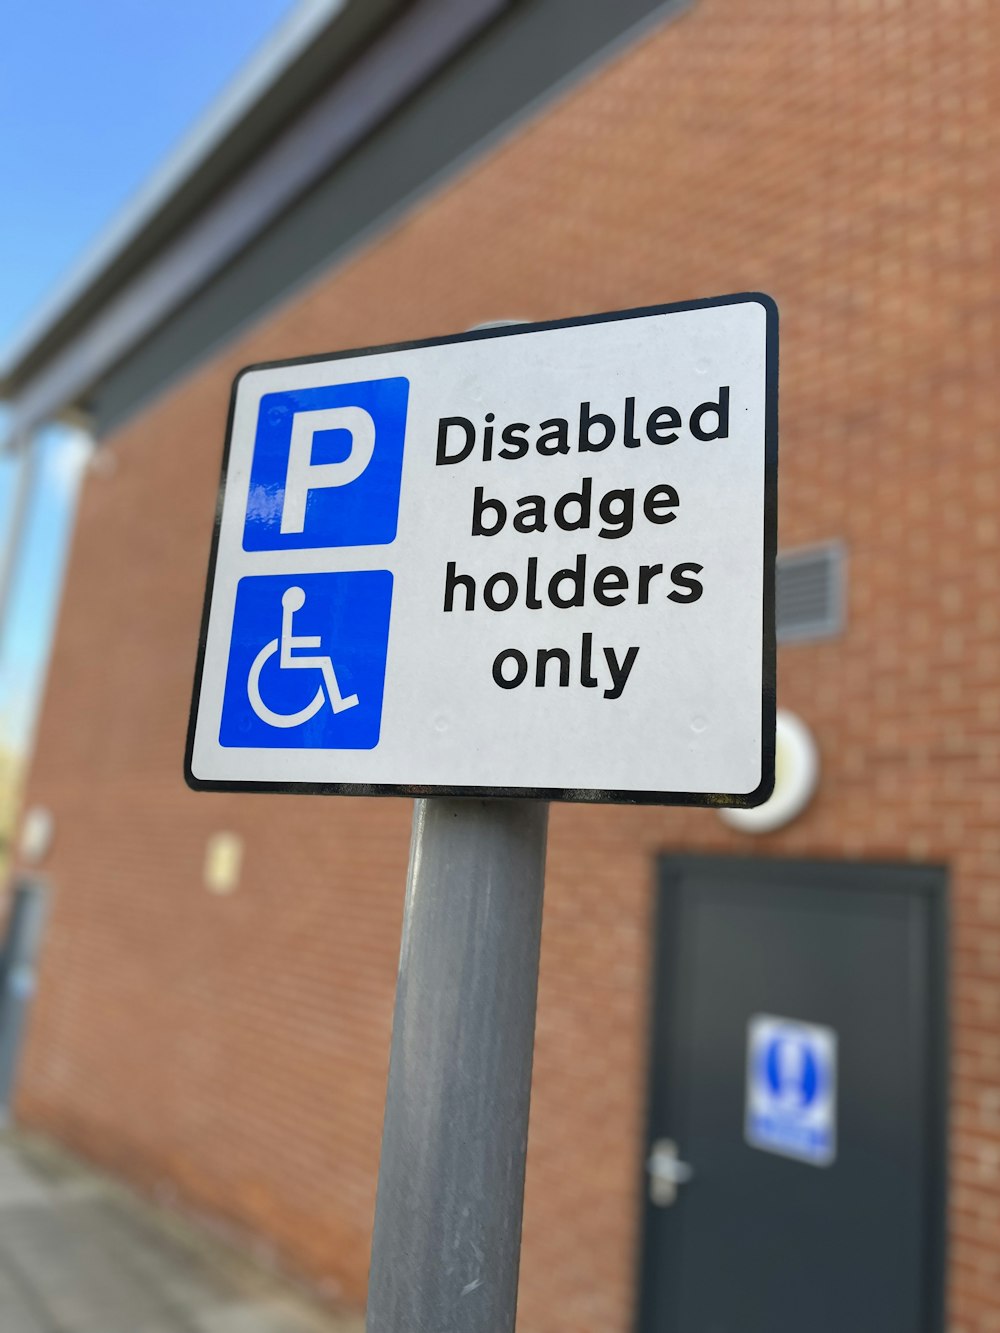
{"left": 186, "top": 295, "right": 777, "bottom": 803}
{"left": 243, "top": 378, "right": 409, "bottom": 550}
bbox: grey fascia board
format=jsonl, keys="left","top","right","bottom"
{"left": 90, "top": 0, "right": 695, "bottom": 445}
{"left": 0, "top": 0, "right": 353, "bottom": 381}
{"left": 0, "top": 0, "right": 509, "bottom": 447}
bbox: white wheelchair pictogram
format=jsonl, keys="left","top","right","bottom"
{"left": 247, "top": 586, "right": 359, "bottom": 728}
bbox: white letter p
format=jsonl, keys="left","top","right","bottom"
{"left": 281, "top": 405, "right": 376, "bottom": 534}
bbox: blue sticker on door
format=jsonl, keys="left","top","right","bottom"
{"left": 745, "top": 1014, "right": 837, "bottom": 1166}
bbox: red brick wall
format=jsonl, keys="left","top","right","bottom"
{"left": 16, "top": 1, "right": 1000, "bottom": 1329}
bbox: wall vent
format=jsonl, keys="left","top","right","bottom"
{"left": 776, "top": 543, "right": 845, "bottom": 643}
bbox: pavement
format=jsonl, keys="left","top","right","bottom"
{"left": 0, "top": 1132, "right": 363, "bottom": 1333}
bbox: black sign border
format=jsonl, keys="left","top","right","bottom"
{"left": 185, "top": 292, "right": 778, "bottom": 807}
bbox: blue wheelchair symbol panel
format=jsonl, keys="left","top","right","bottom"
{"left": 745, "top": 1014, "right": 837, "bottom": 1166}
{"left": 220, "top": 571, "right": 393, "bottom": 750}
{"left": 243, "top": 377, "right": 408, "bottom": 551}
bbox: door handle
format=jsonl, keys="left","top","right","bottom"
{"left": 647, "top": 1137, "right": 694, "bottom": 1207}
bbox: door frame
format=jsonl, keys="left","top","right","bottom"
{"left": 635, "top": 854, "right": 949, "bottom": 1333}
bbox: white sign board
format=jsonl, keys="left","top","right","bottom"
{"left": 186, "top": 295, "right": 777, "bottom": 804}
{"left": 745, "top": 1014, "right": 837, "bottom": 1166}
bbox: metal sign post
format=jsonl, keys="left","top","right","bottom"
{"left": 185, "top": 294, "right": 777, "bottom": 1330}
{"left": 366, "top": 798, "right": 548, "bottom": 1332}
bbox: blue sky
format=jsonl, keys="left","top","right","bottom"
{"left": 0, "top": 0, "right": 296, "bottom": 753}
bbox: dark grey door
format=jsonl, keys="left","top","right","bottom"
{"left": 638, "top": 857, "right": 947, "bottom": 1333}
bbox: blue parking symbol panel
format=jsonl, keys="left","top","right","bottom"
{"left": 243, "top": 377, "right": 409, "bottom": 550}
{"left": 219, "top": 571, "right": 393, "bottom": 750}
{"left": 745, "top": 1014, "right": 837, "bottom": 1167}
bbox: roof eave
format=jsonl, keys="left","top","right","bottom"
{"left": 0, "top": 0, "right": 408, "bottom": 397}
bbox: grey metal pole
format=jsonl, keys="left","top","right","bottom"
{"left": 366, "top": 797, "right": 549, "bottom": 1333}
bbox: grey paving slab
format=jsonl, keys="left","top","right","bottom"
{"left": 0, "top": 1199, "right": 192, "bottom": 1333}
{"left": 0, "top": 1146, "right": 51, "bottom": 1207}
{"left": 196, "top": 1300, "right": 361, "bottom": 1333}
{"left": 0, "top": 1133, "right": 360, "bottom": 1333}
{"left": 0, "top": 1254, "right": 53, "bottom": 1333}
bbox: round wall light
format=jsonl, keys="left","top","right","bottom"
{"left": 720, "top": 709, "right": 819, "bottom": 835}
{"left": 467, "top": 319, "right": 530, "bottom": 331}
